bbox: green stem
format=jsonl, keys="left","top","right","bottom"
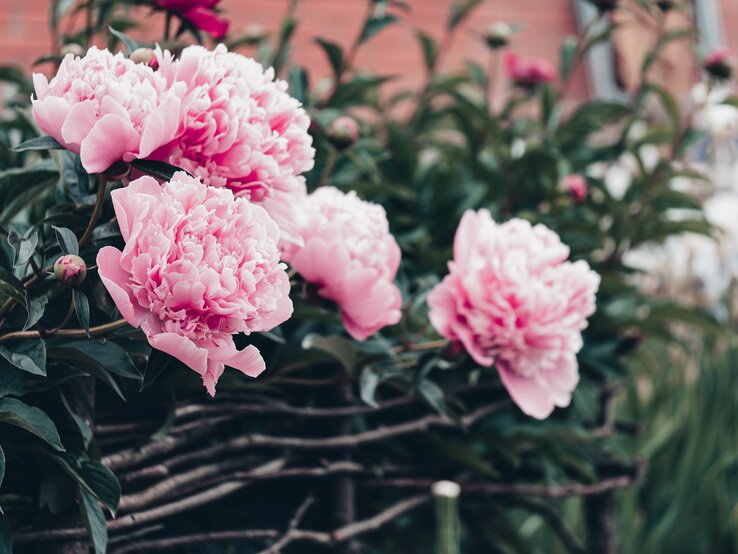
{"left": 78, "top": 174, "right": 107, "bottom": 249}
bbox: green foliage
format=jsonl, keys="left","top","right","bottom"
{"left": 0, "top": 0, "right": 726, "bottom": 552}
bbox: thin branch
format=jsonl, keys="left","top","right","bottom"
{"left": 0, "top": 318, "right": 128, "bottom": 343}
{"left": 363, "top": 474, "right": 636, "bottom": 499}
{"left": 78, "top": 174, "right": 107, "bottom": 248}
{"left": 110, "top": 530, "right": 279, "bottom": 554}
{"left": 254, "top": 496, "right": 315, "bottom": 554}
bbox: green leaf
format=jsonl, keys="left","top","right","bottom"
{"left": 447, "top": 0, "right": 483, "bottom": 30}
{"left": 314, "top": 38, "right": 344, "bottom": 78}
{"left": 78, "top": 488, "right": 107, "bottom": 554}
{"left": 417, "top": 379, "right": 447, "bottom": 417}
{"left": 0, "top": 397, "right": 64, "bottom": 451}
{"left": 53, "top": 454, "right": 120, "bottom": 516}
{"left": 60, "top": 392, "right": 93, "bottom": 449}
{"left": 0, "top": 445, "right": 5, "bottom": 490}
{"left": 0, "top": 515, "right": 11, "bottom": 554}
{"left": 359, "top": 14, "right": 398, "bottom": 44}
{"left": 0, "top": 364, "right": 84, "bottom": 398}
{"left": 108, "top": 26, "right": 139, "bottom": 54}
{"left": 7, "top": 229, "right": 38, "bottom": 268}
{"left": 141, "top": 348, "right": 174, "bottom": 391}
{"left": 0, "top": 340, "right": 46, "bottom": 376}
{"left": 47, "top": 339, "right": 141, "bottom": 380}
{"left": 53, "top": 226, "right": 79, "bottom": 256}
{"left": 559, "top": 35, "right": 578, "bottom": 82}
{"left": 359, "top": 366, "right": 380, "bottom": 408}
{"left": 416, "top": 30, "right": 438, "bottom": 72}
{"left": 287, "top": 65, "right": 309, "bottom": 105}
{"left": 23, "top": 295, "right": 48, "bottom": 332}
{"left": 74, "top": 291, "right": 91, "bottom": 338}
{"left": 130, "top": 159, "right": 192, "bottom": 181}
{"left": 11, "top": 135, "right": 64, "bottom": 152}
{"left": 302, "top": 334, "right": 357, "bottom": 375}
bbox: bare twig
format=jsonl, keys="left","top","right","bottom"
{"left": 109, "top": 530, "right": 279, "bottom": 554}
{"left": 254, "top": 496, "right": 316, "bottom": 554}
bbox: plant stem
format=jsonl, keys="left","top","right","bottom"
{"left": 0, "top": 318, "right": 128, "bottom": 342}
{"left": 78, "top": 174, "right": 107, "bottom": 248}
{"left": 164, "top": 12, "right": 172, "bottom": 42}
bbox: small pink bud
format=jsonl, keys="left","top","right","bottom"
{"left": 54, "top": 255, "right": 87, "bottom": 287}
{"left": 242, "top": 23, "right": 267, "bottom": 45}
{"left": 328, "top": 116, "right": 360, "bottom": 150}
{"left": 59, "top": 43, "right": 85, "bottom": 58}
{"left": 130, "top": 48, "right": 158, "bottom": 70}
{"left": 563, "top": 174, "right": 587, "bottom": 203}
{"left": 704, "top": 47, "right": 733, "bottom": 80}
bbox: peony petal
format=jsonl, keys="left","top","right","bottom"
{"left": 209, "top": 342, "right": 266, "bottom": 378}
{"left": 148, "top": 332, "right": 209, "bottom": 376}
{"left": 96, "top": 246, "right": 146, "bottom": 327}
{"left": 498, "top": 364, "right": 556, "bottom": 420}
{"left": 110, "top": 176, "right": 161, "bottom": 242}
{"left": 61, "top": 100, "right": 99, "bottom": 150}
{"left": 139, "top": 94, "right": 183, "bottom": 158}
{"left": 31, "top": 97, "right": 72, "bottom": 150}
{"left": 80, "top": 113, "right": 140, "bottom": 174}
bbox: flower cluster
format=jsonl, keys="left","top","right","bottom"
{"left": 98, "top": 172, "right": 292, "bottom": 395}
{"left": 33, "top": 42, "right": 601, "bottom": 418}
{"left": 32, "top": 47, "right": 184, "bottom": 174}
{"left": 428, "top": 210, "right": 600, "bottom": 419}
{"left": 154, "top": 44, "right": 314, "bottom": 244}
{"left": 283, "top": 187, "right": 402, "bottom": 340}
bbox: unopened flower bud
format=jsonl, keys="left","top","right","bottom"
{"left": 704, "top": 47, "right": 734, "bottom": 80}
{"left": 328, "top": 116, "right": 360, "bottom": 151}
{"left": 59, "top": 43, "right": 85, "bottom": 58}
{"left": 242, "top": 23, "right": 267, "bottom": 45}
{"left": 483, "top": 23, "right": 513, "bottom": 49}
{"left": 656, "top": 0, "right": 675, "bottom": 11}
{"left": 54, "top": 255, "right": 87, "bottom": 287}
{"left": 130, "top": 48, "right": 158, "bottom": 69}
{"left": 562, "top": 174, "right": 588, "bottom": 203}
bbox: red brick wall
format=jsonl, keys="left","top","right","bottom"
{"left": 1, "top": 1, "right": 736, "bottom": 101}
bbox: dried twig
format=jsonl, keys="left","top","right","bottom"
{"left": 254, "top": 495, "right": 316, "bottom": 554}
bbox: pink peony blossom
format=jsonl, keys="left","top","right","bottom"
{"left": 504, "top": 52, "right": 556, "bottom": 87}
{"left": 154, "top": 44, "right": 315, "bottom": 245}
{"left": 563, "top": 174, "right": 587, "bottom": 202}
{"left": 32, "top": 47, "right": 184, "bottom": 175}
{"left": 427, "top": 210, "right": 600, "bottom": 419}
{"left": 283, "top": 187, "right": 402, "bottom": 341}
{"left": 155, "top": 0, "right": 229, "bottom": 39}
{"left": 96, "top": 172, "right": 292, "bottom": 396}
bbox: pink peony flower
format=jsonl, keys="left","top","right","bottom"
{"left": 427, "top": 210, "right": 600, "bottom": 419}
{"left": 32, "top": 47, "right": 184, "bottom": 175}
{"left": 504, "top": 52, "right": 556, "bottom": 87}
{"left": 563, "top": 174, "right": 587, "bottom": 202}
{"left": 96, "top": 172, "right": 292, "bottom": 396}
{"left": 153, "top": 44, "right": 315, "bottom": 245}
{"left": 155, "top": 0, "right": 229, "bottom": 39}
{"left": 283, "top": 187, "right": 402, "bottom": 341}
{"left": 704, "top": 47, "right": 734, "bottom": 79}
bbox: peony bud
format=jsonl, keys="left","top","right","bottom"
{"left": 241, "top": 23, "right": 267, "bottom": 45}
{"left": 130, "top": 48, "right": 158, "bottom": 69}
{"left": 704, "top": 47, "right": 734, "bottom": 80}
{"left": 59, "top": 43, "right": 85, "bottom": 58}
{"left": 54, "top": 255, "right": 87, "bottom": 287}
{"left": 328, "top": 116, "right": 360, "bottom": 151}
{"left": 656, "top": 0, "right": 675, "bottom": 11}
{"left": 483, "top": 23, "right": 513, "bottom": 49}
{"left": 563, "top": 174, "right": 588, "bottom": 202}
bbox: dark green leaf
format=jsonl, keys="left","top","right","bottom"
{"left": 74, "top": 291, "right": 91, "bottom": 338}
{"left": 47, "top": 339, "right": 141, "bottom": 380}
{"left": 359, "top": 366, "right": 380, "bottom": 408}
{"left": 0, "top": 515, "right": 10, "bottom": 554}
{"left": 23, "top": 295, "right": 48, "bottom": 332}
{"left": 141, "top": 348, "right": 174, "bottom": 391}
{"left": 7, "top": 229, "right": 38, "bottom": 268}
{"left": 60, "top": 392, "right": 93, "bottom": 449}
{"left": 417, "top": 379, "right": 447, "bottom": 417}
{"left": 559, "top": 35, "right": 578, "bottom": 82}
{"left": 0, "top": 364, "right": 84, "bottom": 398}
{"left": 287, "top": 66, "right": 309, "bottom": 105}
{"left": 53, "top": 226, "right": 79, "bottom": 256}
{"left": 0, "top": 397, "right": 64, "bottom": 451}
{"left": 53, "top": 454, "right": 120, "bottom": 515}
{"left": 359, "top": 14, "right": 398, "bottom": 44}
{"left": 0, "top": 340, "right": 46, "bottom": 376}
{"left": 78, "top": 488, "right": 107, "bottom": 554}
{"left": 302, "top": 334, "right": 357, "bottom": 375}
{"left": 130, "top": 159, "right": 192, "bottom": 181}
{"left": 11, "top": 135, "right": 64, "bottom": 152}
{"left": 314, "top": 38, "right": 344, "bottom": 78}
{"left": 0, "top": 445, "right": 5, "bottom": 490}
{"left": 447, "top": 0, "right": 483, "bottom": 30}
{"left": 416, "top": 30, "right": 438, "bottom": 72}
